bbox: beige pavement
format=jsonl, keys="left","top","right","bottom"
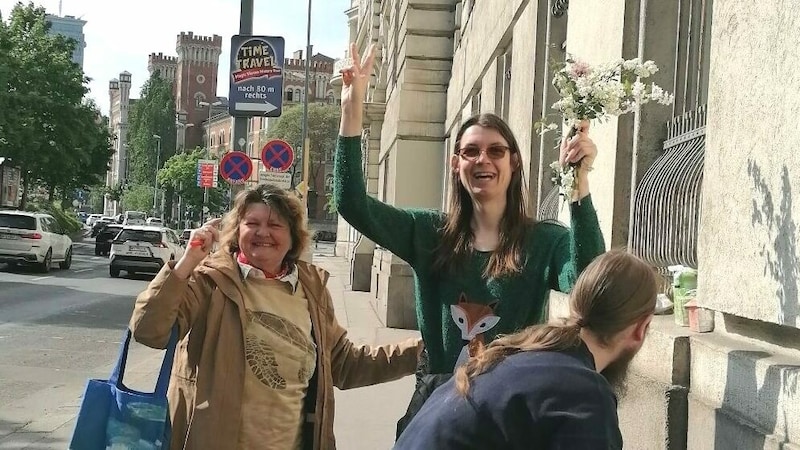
{"left": 315, "top": 253, "right": 419, "bottom": 450}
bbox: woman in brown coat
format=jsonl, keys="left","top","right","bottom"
{"left": 130, "top": 184, "right": 422, "bottom": 450}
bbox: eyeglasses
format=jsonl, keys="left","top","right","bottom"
{"left": 457, "top": 145, "right": 511, "bottom": 161}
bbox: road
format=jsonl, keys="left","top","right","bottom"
{"left": 0, "top": 239, "right": 339, "bottom": 449}
{"left": 0, "top": 239, "right": 161, "bottom": 449}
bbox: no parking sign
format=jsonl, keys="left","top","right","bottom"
{"left": 260, "top": 140, "right": 294, "bottom": 173}
{"left": 219, "top": 151, "right": 253, "bottom": 184}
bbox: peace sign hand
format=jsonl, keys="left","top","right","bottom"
{"left": 340, "top": 42, "right": 376, "bottom": 117}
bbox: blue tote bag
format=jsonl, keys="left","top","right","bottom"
{"left": 69, "top": 326, "right": 179, "bottom": 450}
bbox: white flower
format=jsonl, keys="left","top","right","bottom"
{"left": 632, "top": 81, "right": 646, "bottom": 100}
{"left": 622, "top": 58, "right": 641, "bottom": 71}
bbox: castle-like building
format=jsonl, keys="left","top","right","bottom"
{"left": 105, "top": 32, "right": 222, "bottom": 215}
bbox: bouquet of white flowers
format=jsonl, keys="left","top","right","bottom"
{"left": 535, "top": 56, "right": 674, "bottom": 201}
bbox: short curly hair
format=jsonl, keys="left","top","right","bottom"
{"left": 218, "top": 184, "right": 310, "bottom": 265}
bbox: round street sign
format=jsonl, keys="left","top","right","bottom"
{"left": 261, "top": 139, "right": 294, "bottom": 173}
{"left": 219, "top": 151, "right": 253, "bottom": 185}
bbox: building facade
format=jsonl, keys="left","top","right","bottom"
{"left": 104, "top": 71, "right": 133, "bottom": 216}
{"left": 45, "top": 14, "right": 86, "bottom": 68}
{"left": 336, "top": 0, "right": 799, "bottom": 447}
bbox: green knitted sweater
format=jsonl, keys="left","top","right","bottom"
{"left": 334, "top": 136, "right": 605, "bottom": 373}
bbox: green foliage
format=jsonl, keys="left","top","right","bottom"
{"left": 127, "top": 72, "right": 177, "bottom": 186}
{"left": 324, "top": 192, "right": 337, "bottom": 215}
{"left": 266, "top": 103, "right": 340, "bottom": 192}
{"left": 120, "top": 184, "right": 155, "bottom": 214}
{"left": 87, "top": 185, "right": 105, "bottom": 213}
{"left": 42, "top": 202, "right": 82, "bottom": 234}
{"left": 158, "top": 147, "right": 229, "bottom": 218}
{"left": 105, "top": 182, "right": 125, "bottom": 202}
{"left": 0, "top": 3, "right": 113, "bottom": 206}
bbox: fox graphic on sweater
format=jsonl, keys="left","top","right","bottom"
{"left": 450, "top": 293, "right": 501, "bottom": 365}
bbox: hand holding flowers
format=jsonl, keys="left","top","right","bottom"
{"left": 536, "top": 56, "right": 674, "bottom": 201}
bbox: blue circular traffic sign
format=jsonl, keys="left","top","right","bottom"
{"left": 261, "top": 139, "right": 294, "bottom": 172}
{"left": 220, "top": 151, "right": 253, "bottom": 184}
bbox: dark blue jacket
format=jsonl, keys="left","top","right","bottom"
{"left": 393, "top": 343, "right": 622, "bottom": 450}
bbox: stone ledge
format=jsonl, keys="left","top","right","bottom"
{"left": 688, "top": 396, "right": 800, "bottom": 450}
{"left": 689, "top": 332, "right": 800, "bottom": 444}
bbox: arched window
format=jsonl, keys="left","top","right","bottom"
{"left": 194, "top": 92, "right": 206, "bottom": 108}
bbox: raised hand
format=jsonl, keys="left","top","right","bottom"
{"left": 339, "top": 42, "right": 376, "bottom": 136}
{"left": 558, "top": 120, "right": 596, "bottom": 201}
{"left": 559, "top": 120, "right": 597, "bottom": 172}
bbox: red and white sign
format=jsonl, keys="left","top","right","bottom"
{"left": 197, "top": 159, "right": 219, "bottom": 188}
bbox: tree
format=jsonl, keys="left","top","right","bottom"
{"left": 127, "top": 72, "right": 177, "bottom": 187}
{"left": 158, "top": 147, "right": 230, "bottom": 221}
{"left": 265, "top": 103, "right": 340, "bottom": 195}
{"left": 0, "top": 3, "right": 112, "bottom": 208}
{"left": 120, "top": 184, "right": 155, "bottom": 214}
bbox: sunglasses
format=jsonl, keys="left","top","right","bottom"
{"left": 457, "top": 144, "right": 512, "bottom": 161}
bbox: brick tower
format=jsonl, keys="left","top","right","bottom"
{"left": 147, "top": 52, "right": 178, "bottom": 96}
{"left": 175, "top": 32, "right": 223, "bottom": 151}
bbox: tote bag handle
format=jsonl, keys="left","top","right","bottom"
{"left": 108, "top": 325, "right": 179, "bottom": 397}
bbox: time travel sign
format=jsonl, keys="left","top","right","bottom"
{"left": 229, "top": 35, "right": 285, "bottom": 118}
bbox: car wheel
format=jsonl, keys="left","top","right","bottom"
{"left": 38, "top": 249, "right": 52, "bottom": 273}
{"left": 109, "top": 266, "right": 120, "bottom": 278}
{"left": 59, "top": 246, "right": 73, "bottom": 270}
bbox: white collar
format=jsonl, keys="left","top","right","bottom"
{"left": 236, "top": 256, "right": 299, "bottom": 293}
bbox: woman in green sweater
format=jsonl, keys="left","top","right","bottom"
{"left": 335, "top": 43, "right": 606, "bottom": 434}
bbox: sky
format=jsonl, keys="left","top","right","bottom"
{"left": 0, "top": 0, "right": 351, "bottom": 115}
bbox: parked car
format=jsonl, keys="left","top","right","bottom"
{"left": 122, "top": 211, "right": 147, "bottom": 225}
{"left": 90, "top": 218, "right": 112, "bottom": 237}
{"left": 86, "top": 214, "right": 103, "bottom": 227}
{"left": 313, "top": 230, "right": 337, "bottom": 242}
{"left": 179, "top": 228, "right": 193, "bottom": 246}
{"left": 95, "top": 224, "right": 123, "bottom": 256}
{"left": 109, "top": 226, "right": 184, "bottom": 277}
{"left": 0, "top": 210, "right": 73, "bottom": 272}
{"left": 146, "top": 217, "right": 163, "bottom": 226}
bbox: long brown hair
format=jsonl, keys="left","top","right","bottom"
{"left": 432, "top": 113, "right": 531, "bottom": 278}
{"left": 219, "top": 183, "right": 310, "bottom": 265}
{"left": 454, "top": 250, "right": 658, "bottom": 395}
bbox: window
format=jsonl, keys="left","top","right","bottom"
{"left": 286, "top": 90, "right": 293, "bottom": 102}
{"left": 496, "top": 45, "right": 513, "bottom": 120}
{"left": 0, "top": 213, "right": 36, "bottom": 230}
{"left": 194, "top": 92, "right": 206, "bottom": 108}
{"left": 117, "top": 229, "right": 161, "bottom": 244}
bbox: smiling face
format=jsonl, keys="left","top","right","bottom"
{"left": 237, "top": 203, "right": 293, "bottom": 274}
{"left": 452, "top": 125, "right": 517, "bottom": 201}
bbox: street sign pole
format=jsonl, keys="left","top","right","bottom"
{"left": 230, "top": 0, "right": 255, "bottom": 202}
{"left": 301, "top": 0, "right": 312, "bottom": 213}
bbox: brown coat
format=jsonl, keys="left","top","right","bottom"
{"left": 129, "top": 251, "right": 421, "bottom": 450}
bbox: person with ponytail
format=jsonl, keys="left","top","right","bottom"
{"left": 393, "top": 250, "right": 658, "bottom": 450}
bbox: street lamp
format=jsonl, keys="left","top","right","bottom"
{"left": 197, "top": 100, "right": 222, "bottom": 223}
{"left": 153, "top": 134, "right": 161, "bottom": 218}
{"left": 175, "top": 116, "right": 195, "bottom": 228}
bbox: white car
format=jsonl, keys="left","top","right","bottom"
{"left": 0, "top": 210, "right": 73, "bottom": 272}
{"left": 109, "top": 226, "right": 184, "bottom": 277}
{"left": 146, "top": 217, "right": 163, "bottom": 226}
{"left": 86, "top": 213, "right": 103, "bottom": 226}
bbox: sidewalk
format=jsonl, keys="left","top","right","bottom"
{"left": 315, "top": 253, "right": 419, "bottom": 450}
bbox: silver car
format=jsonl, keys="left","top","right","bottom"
{"left": 0, "top": 211, "right": 73, "bottom": 272}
